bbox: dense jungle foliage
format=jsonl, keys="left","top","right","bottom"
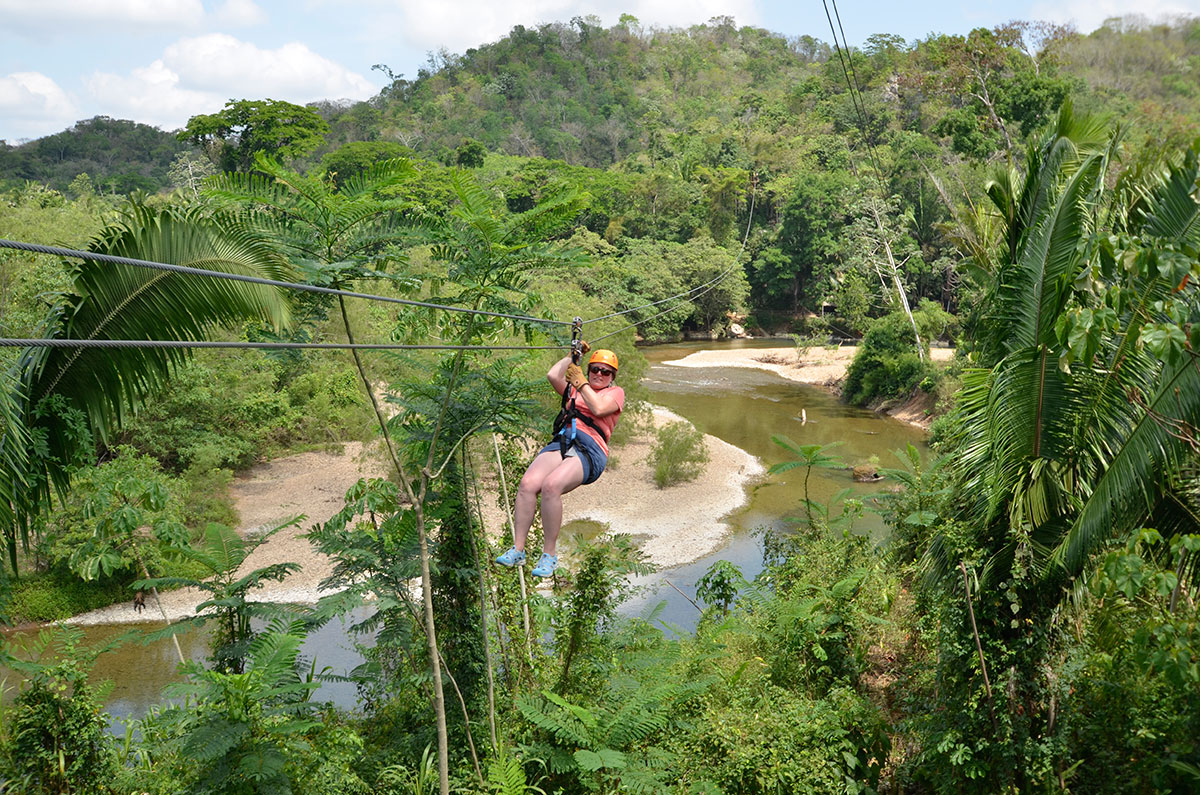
{"left": 0, "top": 12, "right": 1199, "bottom": 794}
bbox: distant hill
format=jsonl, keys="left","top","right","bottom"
{"left": 314, "top": 15, "right": 1199, "bottom": 168}
{"left": 318, "top": 17, "right": 823, "bottom": 169}
{"left": 4, "top": 16, "right": 1197, "bottom": 195}
{"left": 0, "top": 116, "right": 185, "bottom": 193}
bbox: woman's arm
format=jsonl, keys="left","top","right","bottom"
{"left": 546, "top": 355, "right": 571, "bottom": 396}
{"left": 574, "top": 382, "right": 621, "bottom": 417}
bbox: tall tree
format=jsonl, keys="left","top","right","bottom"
{"left": 179, "top": 99, "right": 330, "bottom": 172}
{"left": 208, "top": 157, "right": 583, "bottom": 793}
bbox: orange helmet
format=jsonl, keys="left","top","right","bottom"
{"left": 588, "top": 349, "right": 619, "bottom": 372}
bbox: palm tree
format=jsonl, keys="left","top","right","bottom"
{"left": 0, "top": 202, "right": 292, "bottom": 575}
{"left": 934, "top": 103, "right": 1200, "bottom": 589}
{"left": 921, "top": 103, "right": 1200, "bottom": 786}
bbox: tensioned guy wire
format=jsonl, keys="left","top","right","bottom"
{"left": 0, "top": 339, "right": 565, "bottom": 352}
{"left": 0, "top": 239, "right": 572, "bottom": 329}
{"left": 589, "top": 265, "right": 734, "bottom": 345}
{"left": 823, "top": 0, "right": 887, "bottom": 183}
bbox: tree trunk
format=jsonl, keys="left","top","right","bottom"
{"left": 414, "top": 505, "right": 451, "bottom": 792}
{"left": 337, "top": 294, "right": 450, "bottom": 795}
{"left": 865, "top": 196, "right": 924, "bottom": 360}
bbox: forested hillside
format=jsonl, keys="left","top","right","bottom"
{"left": 0, "top": 116, "right": 185, "bottom": 193}
{"left": 12, "top": 15, "right": 1199, "bottom": 326}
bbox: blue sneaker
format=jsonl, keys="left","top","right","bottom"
{"left": 530, "top": 553, "right": 558, "bottom": 578}
{"left": 495, "top": 547, "right": 526, "bottom": 567}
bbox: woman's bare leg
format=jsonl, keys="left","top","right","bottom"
{"left": 511, "top": 451, "right": 585, "bottom": 555}
{"left": 512, "top": 451, "right": 568, "bottom": 551}
{"left": 537, "top": 458, "right": 585, "bottom": 556}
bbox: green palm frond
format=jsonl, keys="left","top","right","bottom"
{"left": 0, "top": 372, "right": 31, "bottom": 553}
{"left": 35, "top": 202, "right": 292, "bottom": 437}
{"left": 1138, "top": 146, "right": 1200, "bottom": 245}
{"left": 0, "top": 202, "right": 296, "bottom": 572}
{"left": 997, "top": 154, "right": 1101, "bottom": 353}
{"left": 980, "top": 101, "right": 1108, "bottom": 278}
{"left": 1052, "top": 355, "right": 1200, "bottom": 574}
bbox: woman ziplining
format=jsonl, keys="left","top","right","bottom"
{"left": 495, "top": 339, "right": 624, "bottom": 578}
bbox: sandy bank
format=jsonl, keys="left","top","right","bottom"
{"left": 546, "top": 406, "right": 765, "bottom": 569}
{"left": 68, "top": 442, "right": 387, "bottom": 626}
{"left": 665, "top": 344, "right": 954, "bottom": 386}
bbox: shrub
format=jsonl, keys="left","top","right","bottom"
{"left": 6, "top": 571, "right": 129, "bottom": 623}
{"left": 180, "top": 463, "right": 238, "bottom": 529}
{"left": 650, "top": 420, "right": 709, "bottom": 487}
{"left": 43, "top": 449, "right": 188, "bottom": 582}
{"left": 0, "top": 627, "right": 118, "bottom": 792}
{"left": 285, "top": 366, "right": 371, "bottom": 443}
{"left": 843, "top": 300, "right": 955, "bottom": 406}
{"left": 672, "top": 684, "right": 889, "bottom": 793}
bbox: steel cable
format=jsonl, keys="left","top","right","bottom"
{"left": 0, "top": 239, "right": 572, "bottom": 328}
{"left": 0, "top": 338, "right": 564, "bottom": 352}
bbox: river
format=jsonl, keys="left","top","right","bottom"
{"left": 616, "top": 339, "right": 926, "bottom": 628}
{"left": 4, "top": 340, "right": 926, "bottom": 726}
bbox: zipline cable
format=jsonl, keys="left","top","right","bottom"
{"left": 822, "top": 0, "right": 925, "bottom": 359}
{"left": 0, "top": 239, "right": 572, "bottom": 329}
{"left": 0, "top": 338, "right": 564, "bottom": 352}
{"left": 822, "top": 0, "right": 888, "bottom": 183}
{"left": 580, "top": 177, "right": 758, "bottom": 332}
{"left": 589, "top": 258, "right": 744, "bottom": 345}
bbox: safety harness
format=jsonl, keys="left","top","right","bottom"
{"left": 551, "top": 317, "right": 609, "bottom": 458}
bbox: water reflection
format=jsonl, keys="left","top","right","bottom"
{"left": 2, "top": 606, "right": 373, "bottom": 731}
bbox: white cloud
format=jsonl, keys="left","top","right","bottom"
{"left": 85, "top": 34, "right": 377, "bottom": 132}
{"left": 86, "top": 63, "right": 220, "bottom": 132}
{"left": 214, "top": 0, "right": 268, "bottom": 26}
{"left": 372, "top": 0, "right": 759, "bottom": 55}
{"left": 161, "top": 34, "right": 376, "bottom": 96}
{"left": 0, "top": 0, "right": 205, "bottom": 34}
{"left": 1029, "top": 0, "right": 1200, "bottom": 33}
{"left": 0, "top": 72, "right": 79, "bottom": 142}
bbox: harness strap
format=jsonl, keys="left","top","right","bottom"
{"left": 552, "top": 402, "right": 608, "bottom": 448}
{"left": 558, "top": 316, "right": 584, "bottom": 459}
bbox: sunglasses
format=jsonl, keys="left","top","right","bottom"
{"left": 588, "top": 366, "right": 615, "bottom": 377}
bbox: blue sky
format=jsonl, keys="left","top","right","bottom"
{"left": 2, "top": 0, "right": 1198, "bottom": 143}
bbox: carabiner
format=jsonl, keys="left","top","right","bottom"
{"left": 570, "top": 316, "right": 583, "bottom": 364}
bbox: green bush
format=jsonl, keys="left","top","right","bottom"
{"left": 120, "top": 353, "right": 290, "bottom": 471}
{"left": 284, "top": 365, "right": 374, "bottom": 444}
{"left": 180, "top": 463, "right": 238, "bottom": 529}
{"left": 672, "top": 684, "right": 888, "bottom": 793}
{"left": 43, "top": 449, "right": 188, "bottom": 582}
{"left": 650, "top": 420, "right": 710, "bottom": 487}
{"left": 843, "top": 299, "right": 955, "bottom": 406}
{"left": 0, "top": 627, "right": 118, "bottom": 792}
{"left": 122, "top": 351, "right": 375, "bottom": 473}
{"left": 6, "top": 571, "right": 129, "bottom": 623}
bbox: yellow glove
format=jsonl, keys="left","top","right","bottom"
{"left": 565, "top": 363, "right": 587, "bottom": 390}
{"left": 579, "top": 340, "right": 591, "bottom": 355}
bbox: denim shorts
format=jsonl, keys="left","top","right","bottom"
{"left": 538, "top": 431, "right": 608, "bottom": 485}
